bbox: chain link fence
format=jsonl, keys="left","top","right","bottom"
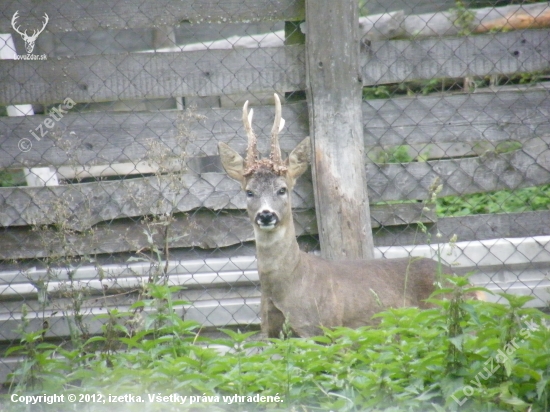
{"left": 1, "top": 0, "right": 549, "bottom": 385}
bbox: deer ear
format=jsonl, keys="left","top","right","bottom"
{"left": 286, "top": 137, "right": 311, "bottom": 182}
{"left": 218, "top": 142, "right": 245, "bottom": 184}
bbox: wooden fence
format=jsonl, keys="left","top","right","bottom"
{"left": 1, "top": 0, "right": 550, "bottom": 382}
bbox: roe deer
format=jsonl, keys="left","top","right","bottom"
{"left": 218, "top": 94, "right": 444, "bottom": 338}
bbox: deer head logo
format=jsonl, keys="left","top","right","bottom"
{"left": 11, "top": 11, "right": 49, "bottom": 54}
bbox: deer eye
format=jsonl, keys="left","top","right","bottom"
{"left": 277, "top": 188, "right": 287, "bottom": 196}
{"left": 246, "top": 190, "right": 254, "bottom": 198}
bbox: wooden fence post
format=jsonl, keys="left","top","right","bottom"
{"left": 305, "top": 0, "right": 374, "bottom": 260}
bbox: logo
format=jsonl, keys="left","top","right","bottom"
{"left": 11, "top": 11, "right": 48, "bottom": 59}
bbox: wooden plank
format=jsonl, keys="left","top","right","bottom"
{"left": 367, "top": 141, "right": 508, "bottom": 162}
{"left": 3, "top": 255, "right": 258, "bottom": 286}
{"left": 359, "top": 2, "right": 550, "bottom": 41}
{"left": 363, "top": 84, "right": 550, "bottom": 147}
{"left": 0, "top": 286, "right": 261, "bottom": 319}
{"left": 374, "top": 211, "right": 550, "bottom": 247}
{"left": 362, "top": 29, "right": 550, "bottom": 86}
{"left": 0, "top": 173, "right": 274, "bottom": 229}
{"left": 0, "top": 45, "right": 306, "bottom": 105}
{"left": 474, "top": 4, "right": 550, "bottom": 34}
{"left": 0, "top": 0, "right": 305, "bottom": 33}
{"left": 3, "top": 84, "right": 549, "bottom": 169}
{"left": 364, "top": 0, "right": 456, "bottom": 16}
{"left": 1, "top": 134, "right": 548, "bottom": 229}
{"left": 305, "top": 0, "right": 374, "bottom": 260}
{"left": 0, "top": 102, "right": 310, "bottom": 169}
{"left": 0, "top": 299, "right": 261, "bottom": 341}
{"left": 0, "top": 210, "right": 263, "bottom": 259}
{"left": 0, "top": 203, "right": 434, "bottom": 260}
{"left": 367, "top": 135, "right": 550, "bottom": 202}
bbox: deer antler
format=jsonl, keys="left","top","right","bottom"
{"left": 35, "top": 13, "right": 49, "bottom": 39}
{"left": 11, "top": 11, "right": 24, "bottom": 36}
{"left": 242, "top": 100, "right": 259, "bottom": 167}
{"left": 11, "top": 12, "right": 49, "bottom": 39}
{"left": 270, "top": 93, "right": 285, "bottom": 166}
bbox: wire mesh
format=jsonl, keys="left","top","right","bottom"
{"left": 0, "top": 0, "right": 549, "bottom": 387}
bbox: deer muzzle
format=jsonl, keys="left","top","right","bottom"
{"left": 255, "top": 210, "right": 279, "bottom": 230}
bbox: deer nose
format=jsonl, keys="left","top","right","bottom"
{"left": 256, "top": 210, "right": 278, "bottom": 227}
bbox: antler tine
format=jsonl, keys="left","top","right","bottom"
{"left": 270, "top": 93, "right": 283, "bottom": 165}
{"left": 38, "top": 13, "right": 49, "bottom": 34}
{"left": 11, "top": 11, "right": 24, "bottom": 35}
{"left": 30, "top": 13, "right": 49, "bottom": 40}
{"left": 242, "top": 100, "right": 259, "bottom": 167}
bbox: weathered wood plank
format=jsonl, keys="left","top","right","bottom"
{"left": 0, "top": 0, "right": 305, "bottom": 33}
{"left": 0, "top": 148, "right": 311, "bottom": 229}
{"left": 373, "top": 211, "right": 550, "bottom": 248}
{"left": 3, "top": 85, "right": 549, "bottom": 169}
{"left": 1, "top": 134, "right": 548, "bottom": 229}
{"left": 362, "top": 29, "right": 550, "bottom": 86}
{"left": 2, "top": 27, "right": 548, "bottom": 106}
{"left": 0, "top": 45, "right": 305, "bottom": 105}
{"left": 0, "top": 103, "right": 309, "bottom": 169}
{"left": 2, "top": 207, "right": 548, "bottom": 260}
{"left": 0, "top": 299, "right": 261, "bottom": 341}
{"left": 367, "top": 135, "right": 550, "bottom": 202}
{"left": 0, "top": 173, "right": 270, "bottom": 229}
{"left": 305, "top": 0, "right": 374, "bottom": 259}
{"left": 474, "top": 4, "right": 550, "bottom": 34}
{"left": 358, "top": 2, "right": 550, "bottom": 41}
{"left": 364, "top": 0, "right": 456, "bottom": 16}
{"left": 0, "top": 203, "right": 434, "bottom": 260}
{"left": 363, "top": 84, "right": 550, "bottom": 147}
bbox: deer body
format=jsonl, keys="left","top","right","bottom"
{"left": 219, "top": 94, "right": 440, "bottom": 338}
{"left": 257, "top": 245, "right": 438, "bottom": 338}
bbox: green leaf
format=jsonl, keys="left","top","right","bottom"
{"left": 130, "top": 300, "right": 146, "bottom": 309}
{"left": 497, "top": 293, "right": 534, "bottom": 308}
{"left": 311, "top": 335, "right": 332, "bottom": 344}
{"left": 536, "top": 377, "right": 548, "bottom": 400}
{"left": 171, "top": 300, "right": 190, "bottom": 306}
{"left": 5, "top": 345, "right": 24, "bottom": 356}
{"left": 430, "top": 288, "right": 454, "bottom": 296}
{"left": 449, "top": 335, "right": 465, "bottom": 352}
{"left": 84, "top": 336, "right": 106, "bottom": 345}
{"left": 431, "top": 403, "right": 447, "bottom": 412}
{"left": 500, "top": 393, "right": 529, "bottom": 407}
{"left": 218, "top": 328, "right": 258, "bottom": 343}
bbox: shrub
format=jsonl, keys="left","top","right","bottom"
{"left": 3, "top": 281, "right": 549, "bottom": 411}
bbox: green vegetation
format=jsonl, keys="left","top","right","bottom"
{"left": 453, "top": 0, "right": 476, "bottom": 36}
{"left": 3, "top": 281, "right": 549, "bottom": 411}
{"left": 0, "top": 170, "right": 14, "bottom": 187}
{"left": 371, "top": 145, "right": 413, "bottom": 164}
{"left": 437, "top": 184, "right": 550, "bottom": 217}
{"left": 371, "top": 143, "right": 550, "bottom": 217}
{"left": 362, "top": 70, "right": 550, "bottom": 100}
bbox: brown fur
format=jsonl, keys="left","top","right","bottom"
{"left": 218, "top": 94, "right": 443, "bottom": 337}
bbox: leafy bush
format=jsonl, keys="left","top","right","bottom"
{"left": 437, "top": 184, "right": 550, "bottom": 216}
{"left": 3, "top": 282, "right": 549, "bottom": 411}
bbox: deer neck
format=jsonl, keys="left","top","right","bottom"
{"left": 254, "top": 219, "right": 302, "bottom": 283}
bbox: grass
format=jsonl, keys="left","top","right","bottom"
{"left": 2, "top": 281, "right": 549, "bottom": 412}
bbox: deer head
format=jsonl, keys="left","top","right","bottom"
{"left": 218, "top": 94, "right": 310, "bottom": 233}
{"left": 11, "top": 11, "right": 49, "bottom": 54}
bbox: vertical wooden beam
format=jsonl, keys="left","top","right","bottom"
{"left": 305, "top": 0, "right": 374, "bottom": 260}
